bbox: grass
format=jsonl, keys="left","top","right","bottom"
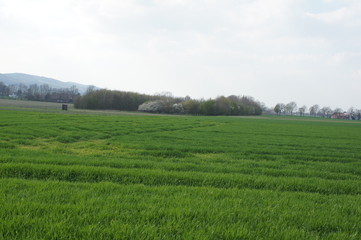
{"left": 1, "top": 99, "right": 361, "bottom": 239}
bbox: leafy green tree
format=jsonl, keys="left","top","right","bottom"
{"left": 274, "top": 103, "right": 284, "bottom": 115}
{"left": 183, "top": 100, "right": 201, "bottom": 115}
{"left": 200, "top": 100, "right": 217, "bottom": 115}
{"left": 75, "top": 90, "right": 263, "bottom": 116}
{"left": 215, "top": 96, "right": 232, "bottom": 115}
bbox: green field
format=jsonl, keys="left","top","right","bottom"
{"left": 1, "top": 100, "right": 361, "bottom": 239}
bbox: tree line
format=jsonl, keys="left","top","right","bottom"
{"left": 179, "top": 95, "right": 262, "bottom": 116}
{"left": 0, "top": 82, "right": 80, "bottom": 103}
{"left": 273, "top": 102, "right": 361, "bottom": 120}
{"left": 74, "top": 88, "right": 159, "bottom": 111}
{"left": 74, "top": 88, "right": 262, "bottom": 116}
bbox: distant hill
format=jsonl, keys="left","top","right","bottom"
{"left": 0, "top": 73, "right": 94, "bottom": 94}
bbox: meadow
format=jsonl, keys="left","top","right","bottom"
{"left": 1, "top": 100, "right": 361, "bottom": 239}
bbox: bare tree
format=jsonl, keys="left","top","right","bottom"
{"left": 39, "top": 84, "right": 51, "bottom": 100}
{"left": 332, "top": 108, "right": 343, "bottom": 119}
{"left": 8, "top": 84, "right": 18, "bottom": 95}
{"left": 355, "top": 109, "right": 361, "bottom": 120}
{"left": 309, "top": 104, "right": 319, "bottom": 117}
{"left": 285, "top": 101, "right": 297, "bottom": 115}
{"left": 17, "top": 83, "right": 28, "bottom": 98}
{"left": 326, "top": 107, "right": 333, "bottom": 118}
{"left": 85, "top": 85, "right": 96, "bottom": 95}
{"left": 0, "top": 82, "right": 9, "bottom": 96}
{"left": 274, "top": 103, "right": 284, "bottom": 115}
{"left": 333, "top": 108, "right": 343, "bottom": 114}
{"left": 319, "top": 106, "right": 332, "bottom": 118}
{"left": 69, "top": 85, "right": 79, "bottom": 96}
{"left": 298, "top": 105, "right": 307, "bottom": 116}
{"left": 348, "top": 107, "right": 356, "bottom": 120}
{"left": 27, "top": 84, "right": 40, "bottom": 100}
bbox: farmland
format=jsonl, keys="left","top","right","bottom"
{"left": 1, "top": 100, "right": 361, "bottom": 239}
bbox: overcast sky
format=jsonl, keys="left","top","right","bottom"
{"left": 0, "top": 0, "right": 360, "bottom": 110}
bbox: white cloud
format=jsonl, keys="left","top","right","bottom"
{"left": 306, "top": 1, "right": 361, "bottom": 26}
{"left": 0, "top": 0, "right": 360, "bottom": 109}
{"left": 228, "top": 0, "right": 291, "bottom": 26}
{"left": 352, "top": 69, "right": 361, "bottom": 80}
{"left": 328, "top": 52, "right": 361, "bottom": 64}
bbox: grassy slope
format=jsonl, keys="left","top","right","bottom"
{"left": 1, "top": 100, "right": 361, "bottom": 239}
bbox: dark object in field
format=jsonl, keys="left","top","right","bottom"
{"left": 62, "top": 104, "right": 68, "bottom": 111}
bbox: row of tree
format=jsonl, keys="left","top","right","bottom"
{"left": 3, "top": 80, "right": 358, "bottom": 119}
{"left": 273, "top": 102, "right": 361, "bottom": 120}
{"left": 74, "top": 88, "right": 160, "bottom": 111}
{"left": 274, "top": 102, "right": 301, "bottom": 116}
{"left": 74, "top": 88, "right": 263, "bottom": 116}
{"left": 180, "top": 96, "right": 262, "bottom": 116}
{"left": 0, "top": 82, "right": 80, "bottom": 102}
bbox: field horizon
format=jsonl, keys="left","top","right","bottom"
{"left": 1, "top": 99, "right": 361, "bottom": 239}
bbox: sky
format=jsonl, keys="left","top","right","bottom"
{"left": 0, "top": 0, "right": 360, "bottom": 110}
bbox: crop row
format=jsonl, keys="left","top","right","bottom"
{"left": 1, "top": 150, "right": 361, "bottom": 182}
{"left": 1, "top": 163, "right": 361, "bottom": 195}
{"left": 1, "top": 178, "right": 361, "bottom": 240}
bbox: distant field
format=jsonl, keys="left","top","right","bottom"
{"left": 0, "top": 99, "right": 74, "bottom": 111}
{"left": 0, "top": 99, "right": 151, "bottom": 116}
{"left": 1, "top": 100, "right": 361, "bottom": 239}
